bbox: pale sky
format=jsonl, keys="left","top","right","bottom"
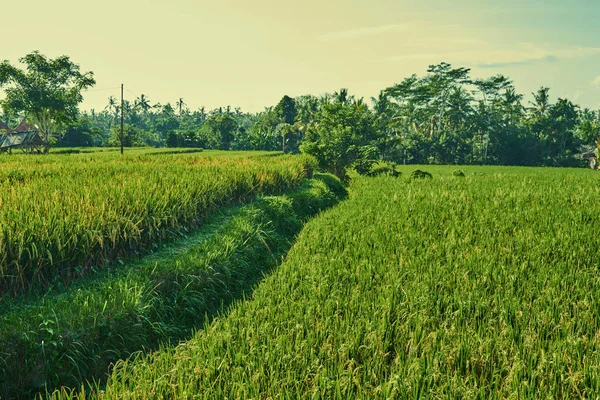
{"left": 2, "top": 0, "right": 599, "bottom": 113}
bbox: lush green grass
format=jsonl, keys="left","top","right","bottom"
{"left": 50, "top": 166, "right": 600, "bottom": 399}
{"left": 0, "top": 173, "right": 345, "bottom": 399}
{"left": 0, "top": 150, "right": 312, "bottom": 297}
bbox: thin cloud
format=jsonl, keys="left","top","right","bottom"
{"left": 376, "top": 44, "right": 600, "bottom": 69}
{"left": 404, "top": 37, "right": 488, "bottom": 47}
{"left": 477, "top": 55, "right": 558, "bottom": 69}
{"left": 317, "top": 24, "right": 412, "bottom": 42}
{"left": 475, "top": 47, "right": 600, "bottom": 68}
{"left": 593, "top": 76, "right": 600, "bottom": 87}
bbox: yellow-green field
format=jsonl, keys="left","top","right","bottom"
{"left": 49, "top": 166, "right": 600, "bottom": 399}
{"left": 0, "top": 149, "right": 313, "bottom": 297}
{"left": 0, "top": 149, "right": 349, "bottom": 399}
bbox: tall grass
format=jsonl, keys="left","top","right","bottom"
{"left": 0, "top": 174, "right": 344, "bottom": 399}
{"left": 0, "top": 151, "right": 314, "bottom": 297}
{"left": 51, "top": 166, "right": 600, "bottom": 399}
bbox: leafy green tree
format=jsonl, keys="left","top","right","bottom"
{"left": 58, "top": 116, "right": 103, "bottom": 147}
{"left": 240, "top": 108, "right": 280, "bottom": 150}
{"left": 108, "top": 124, "right": 158, "bottom": 147}
{"left": 274, "top": 95, "right": 300, "bottom": 152}
{"left": 197, "top": 113, "right": 238, "bottom": 149}
{"left": 166, "top": 130, "right": 181, "bottom": 148}
{"left": 214, "top": 114, "right": 238, "bottom": 149}
{"left": 472, "top": 75, "right": 516, "bottom": 164}
{"left": 275, "top": 95, "right": 297, "bottom": 125}
{"left": 301, "top": 92, "right": 379, "bottom": 181}
{"left": 384, "top": 63, "right": 472, "bottom": 164}
{"left": 425, "top": 63, "right": 471, "bottom": 139}
{"left": 197, "top": 124, "right": 220, "bottom": 149}
{"left": 576, "top": 109, "right": 600, "bottom": 144}
{"left": 546, "top": 98, "right": 579, "bottom": 164}
{"left": 371, "top": 91, "right": 400, "bottom": 160}
{"left": 152, "top": 103, "right": 179, "bottom": 144}
{"left": 0, "top": 51, "right": 95, "bottom": 152}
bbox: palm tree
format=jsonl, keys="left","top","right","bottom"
{"left": 334, "top": 88, "right": 350, "bottom": 104}
{"left": 105, "top": 96, "right": 117, "bottom": 113}
{"left": 530, "top": 87, "right": 550, "bottom": 117}
{"left": 177, "top": 98, "right": 187, "bottom": 117}
{"left": 105, "top": 96, "right": 119, "bottom": 126}
{"left": 576, "top": 108, "right": 600, "bottom": 144}
{"left": 135, "top": 94, "right": 152, "bottom": 114}
{"left": 122, "top": 100, "right": 133, "bottom": 114}
{"left": 199, "top": 107, "right": 207, "bottom": 121}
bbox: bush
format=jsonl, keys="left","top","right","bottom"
{"left": 411, "top": 169, "right": 432, "bottom": 179}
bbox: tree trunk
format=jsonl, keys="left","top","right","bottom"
{"left": 43, "top": 131, "right": 50, "bottom": 154}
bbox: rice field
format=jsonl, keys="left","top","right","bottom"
{"left": 0, "top": 149, "right": 314, "bottom": 297}
{"left": 50, "top": 166, "right": 600, "bottom": 399}
{"left": 0, "top": 173, "right": 345, "bottom": 399}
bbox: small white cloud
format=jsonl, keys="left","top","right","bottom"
{"left": 593, "top": 76, "right": 600, "bottom": 87}
{"left": 317, "top": 24, "right": 412, "bottom": 42}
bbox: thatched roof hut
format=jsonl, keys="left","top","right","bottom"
{"left": 12, "top": 119, "right": 37, "bottom": 133}
{"left": 0, "top": 120, "right": 11, "bottom": 133}
{"left": 0, "top": 119, "right": 47, "bottom": 153}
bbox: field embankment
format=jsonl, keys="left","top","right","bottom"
{"left": 0, "top": 150, "right": 314, "bottom": 297}
{"left": 0, "top": 172, "right": 345, "bottom": 399}
{"left": 54, "top": 166, "right": 600, "bottom": 399}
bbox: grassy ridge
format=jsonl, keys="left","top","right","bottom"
{"left": 0, "top": 174, "right": 345, "bottom": 399}
{"left": 56, "top": 167, "right": 600, "bottom": 399}
{"left": 0, "top": 151, "right": 313, "bottom": 297}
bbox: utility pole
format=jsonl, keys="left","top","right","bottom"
{"left": 120, "top": 83, "right": 124, "bottom": 155}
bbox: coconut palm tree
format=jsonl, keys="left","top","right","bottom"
{"left": 529, "top": 87, "right": 550, "bottom": 117}
{"left": 135, "top": 94, "right": 152, "bottom": 114}
{"left": 105, "top": 96, "right": 119, "bottom": 126}
{"left": 177, "top": 98, "right": 187, "bottom": 117}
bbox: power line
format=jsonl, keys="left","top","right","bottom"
{"left": 85, "top": 87, "right": 122, "bottom": 93}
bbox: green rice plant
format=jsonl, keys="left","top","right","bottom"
{"left": 0, "top": 174, "right": 344, "bottom": 399}
{"left": 51, "top": 166, "right": 600, "bottom": 399}
{"left": 0, "top": 151, "right": 315, "bottom": 297}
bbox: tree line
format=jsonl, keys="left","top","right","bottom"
{"left": 2, "top": 53, "right": 599, "bottom": 176}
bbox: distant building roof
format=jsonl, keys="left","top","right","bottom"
{"left": 0, "top": 120, "right": 10, "bottom": 133}
{"left": 0, "top": 119, "right": 45, "bottom": 151}
{"left": 12, "top": 119, "right": 37, "bottom": 133}
{"left": 0, "top": 131, "right": 46, "bottom": 150}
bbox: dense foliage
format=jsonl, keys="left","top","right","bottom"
{"left": 15, "top": 63, "right": 595, "bottom": 170}
{"left": 0, "top": 51, "right": 96, "bottom": 152}
{"left": 55, "top": 167, "right": 600, "bottom": 399}
{"left": 1, "top": 52, "right": 598, "bottom": 169}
